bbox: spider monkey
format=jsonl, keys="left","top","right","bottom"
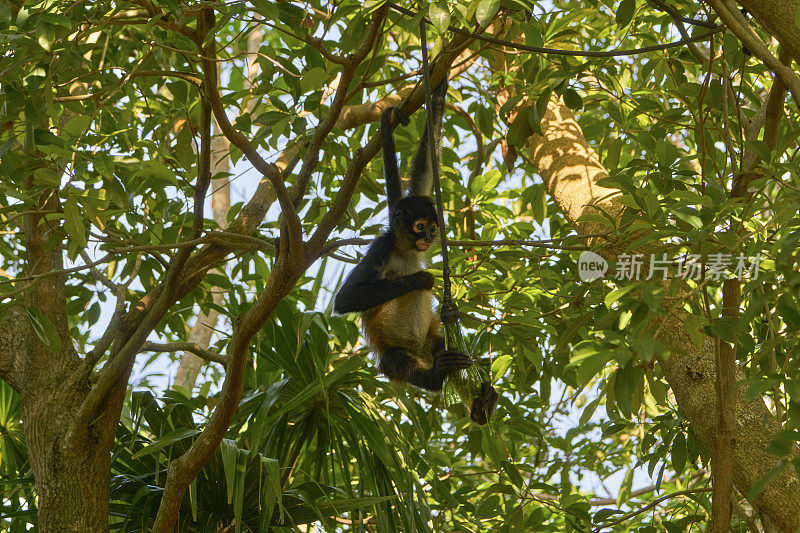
{"left": 334, "top": 78, "right": 498, "bottom": 424}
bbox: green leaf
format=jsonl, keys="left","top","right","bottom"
{"left": 429, "top": 2, "right": 451, "bottom": 34}
{"left": 502, "top": 460, "right": 524, "bottom": 488}
{"left": 671, "top": 432, "right": 687, "bottom": 472}
{"left": 616, "top": 0, "right": 635, "bottom": 27}
{"left": 777, "top": 295, "right": 800, "bottom": 328}
{"left": 563, "top": 88, "right": 583, "bottom": 110}
{"left": 708, "top": 316, "right": 739, "bottom": 343}
{"left": 63, "top": 195, "right": 87, "bottom": 250}
{"left": 62, "top": 115, "right": 91, "bottom": 139}
{"left": 491, "top": 354, "right": 512, "bottom": 382}
{"left": 613, "top": 363, "right": 643, "bottom": 419}
{"left": 605, "top": 285, "right": 635, "bottom": 308}
{"left": 568, "top": 343, "right": 611, "bottom": 387}
{"left": 300, "top": 67, "right": 330, "bottom": 93}
{"left": 33, "top": 167, "right": 59, "bottom": 186}
{"left": 132, "top": 428, "right": 201, "bottom": 459}
{"left": 26, "top": 306, "right": 62, "bottom": 353}
{"left": 528, "top": 104, "right": 542, "bottom": 136}
{"left": 475, "top": 0, "right": 500, "bottom": 26}
{"left": 579, "top": 396, "right": 601, "bottom": 428}
{"left": 616, "top": 467, "right": 634, "bottom": 505}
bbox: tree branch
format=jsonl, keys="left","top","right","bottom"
{"left": 291, "top": 6, "right": 388, "bottom": 205}
{"left": 593, "top": 488, "right": 713, "bottom": 531}
{"left": 306, "top": 30, "right": 476, "bottom": 257}
{"left": 141, "top": 342, "right": 227, "bottom": 366}
{"left": 734, "top": 48, "right": 790, "bottom": 197}
{"left": 706, "top": 0, "right": 800, "bottom": 108}
{"left": 199, "top": 29, "right": 303, "bottom": 256}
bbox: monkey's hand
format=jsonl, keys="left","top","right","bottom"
{"left": 405, "top": 271, "right": 434, "bottom": 291}
{"left": 432, "top": 350, "right": 472, "bottom": 374}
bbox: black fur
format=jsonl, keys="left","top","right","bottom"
{"left": 333, "top": 228, "right": 433, "bottom": 314}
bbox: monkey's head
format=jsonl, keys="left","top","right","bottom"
{"left": 392, "top": 195, "right": 438, "bottom": 252}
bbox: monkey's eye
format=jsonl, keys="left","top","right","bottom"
{"left": 430, "top": 223, "right": 438, "bottom": 235}
{"left": 414, "top": 222, "right": 425, "bottom": 232}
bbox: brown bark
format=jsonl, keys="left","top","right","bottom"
{"left": 20, "top": 179, "right": 112, "bottom": 530}
{"left": 526, "top": 98, "right": 800, "bottom": 531}
{"left": 736, "top": 0, "right": 800, "bottom": 65}
{"left": 711, "top": 278, "right": 740, "bottom": 532}
{"left": 173, "top": 124, "right": 230, "bottom": 390}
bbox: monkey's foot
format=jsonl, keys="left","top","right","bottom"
{"left": 470, "top": 381, "right": 499, "bottom": 425}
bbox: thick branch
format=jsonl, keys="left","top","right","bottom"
{"left": 152, "top": 218, "right": 300, "bottom": 533}
{"left": 736, "top": 0, "right": 800, "bottom": 64}
{"left": 706, "top": 0, "right": 800, "bottom": 108}
{"left": 710, "top": 278, "right": 741, "bottom": 531}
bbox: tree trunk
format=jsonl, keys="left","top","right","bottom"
{"left": 22, "top": 388, "right": 110, "bottom": 531}
{"left": 18, "top": 182, "right": 115, "bottom": 531}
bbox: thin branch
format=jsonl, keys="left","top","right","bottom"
{"left": 588, "top": 470, "right": 708, "bottom": 506}
{"left": 199, "top": 30, "right": 303, "bottom": 255}
{"left": 141, "top": 341, "right": 227, "bottom": 366}
{"left": 646, "top": 0, "right": 718, "bottom": 28}
{"left": 386, "top": 1, "right": 723, "bottom": 58}
{"left": 78, "top": 249, "right": 122, "bottom": 293}
{"left": 593, "top": 488, "right": 712, "bottom": 531}
{"left": 194, "top": 94, "right": 212, "bottom": 239}
{"left": 0, "top": 231, "right": 276, "bottom": 294}
{"left": 291, "top": 5, "right": 387, "bottom": 205}
{"left": 303, "top": 34, "right": 348, "bottom": 65}
{"left": 447, "top": 103, "right": 486, "bottom": 179}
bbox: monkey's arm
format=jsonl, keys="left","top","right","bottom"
{"left": 409, "top": 77, "right": 448, "bottom": 196}
{"left": 334, "top": 272, "right": 432, "bottom": 313}
{"left": 380, "top": 346, "right": 471, "bottom": 391}
{"left": 333, "top": 235, "right": 432, "bottom": 314}
{"left": 380, "top": 107, "right": 408, "bottom": 215}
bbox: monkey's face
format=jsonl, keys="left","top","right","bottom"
{"left": 393, "top": 195, "right": 439, "bottom": 253}
{"left": 411, "top": 218, "right": 438, "bottom": 251}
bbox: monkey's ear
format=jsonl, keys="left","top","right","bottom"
{"left": 392, "top": 207, "right": 406, "bottom": 228}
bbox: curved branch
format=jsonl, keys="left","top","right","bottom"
{"left": 291, "top": 6, "right": 388, "bottom": 204}
{"left": 141, "top": 341, "right": 227, "bottom": 366}
{"left": 199, "top": 35, "right": 303, "bottom": 256}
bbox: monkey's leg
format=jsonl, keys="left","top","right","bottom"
{"left": 380, "top": 346, "right": 472, "bottom": 391}
{"left": 470, "top": 381, "right": 499, "bottom": 425}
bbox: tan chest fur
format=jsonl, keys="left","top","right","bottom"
{"left": 363, "top": 249, "right": 433, "bottom": 357}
